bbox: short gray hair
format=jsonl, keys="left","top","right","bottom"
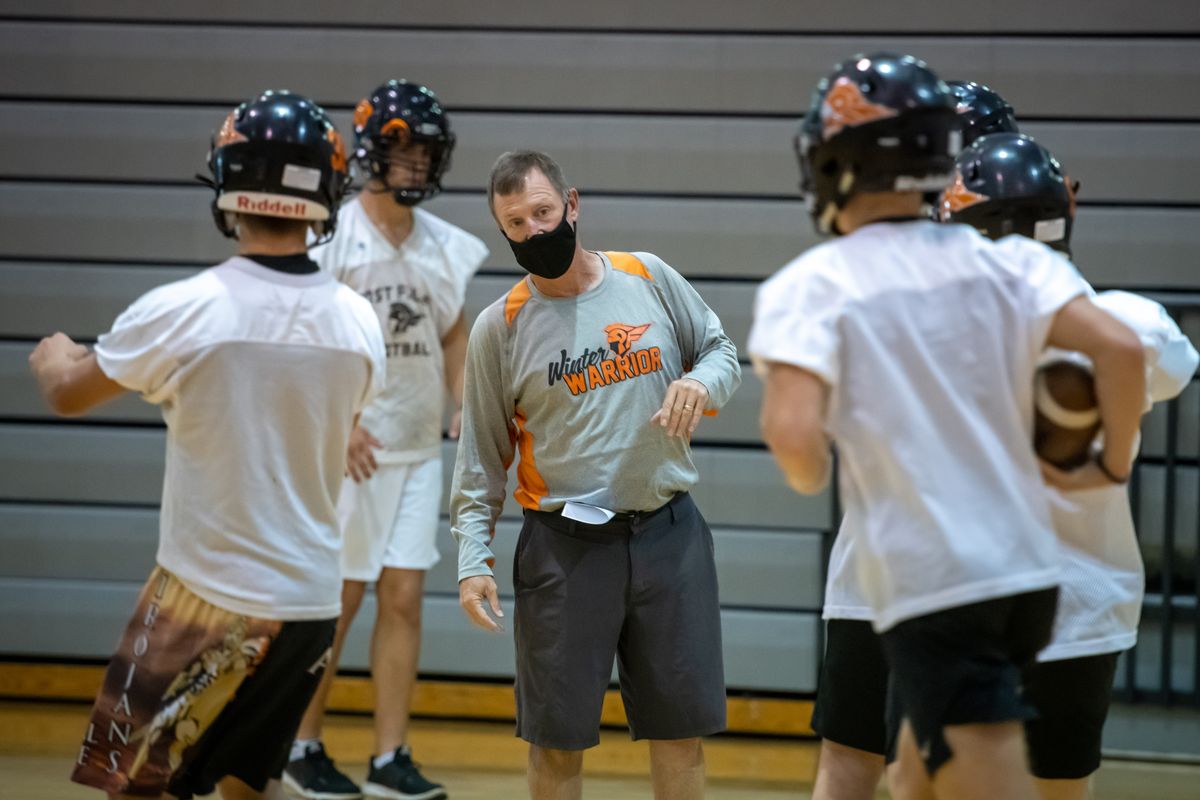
{"left": 488, "top": 150, "right": 569, "bottom": 216}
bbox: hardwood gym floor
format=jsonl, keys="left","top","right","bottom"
{"left": 5, "top": 701, "right": 1200, "bottom": 799}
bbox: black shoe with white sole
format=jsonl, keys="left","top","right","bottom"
{"left": 363, "top": 745, "right": 446, "bottom": 800}
{"left": 282, "top": 742, "right": 363, "bottom": 800}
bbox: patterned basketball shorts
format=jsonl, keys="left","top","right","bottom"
{"left": 71, "top": 567, "right": 335, "bottom": 798}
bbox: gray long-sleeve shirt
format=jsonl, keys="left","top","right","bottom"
{"left": 450, "top": 250, "right": 742, "bottom": 580}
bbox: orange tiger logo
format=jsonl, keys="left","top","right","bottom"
{"left": 353, "top": 99, "right": 374, "bottom": 133}
{"left": 605, "top": 323, "right": 651, "bottom": 356}
{"left": 326, "top": 128, "right": 347, "bottom": 173}
{"left": 214, "top": 112, "right": 247, "bottom": 147}
{"left": 938, "top": 169, "right": 989, "bottom": 221}
{"left": 822, "top": 76, "right": 899, "bottom": 139}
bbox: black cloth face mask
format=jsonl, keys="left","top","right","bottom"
{"left": 505, "top": 209, "right": 577, "bottom": 280}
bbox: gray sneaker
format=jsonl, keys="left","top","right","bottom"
{"left": 362, "top": 745, "right": 446, "bottom": 800}
{"left": 282, "top": 742, "right": 363, "bottom": 800}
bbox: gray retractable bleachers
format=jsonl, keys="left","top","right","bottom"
{"left": 4, "top": 21, "right": 1200, "bottom": 119}
{"left": 5, "top": 1, "right": 1198, "bottom": 32}
{"left": 0, "top": 6, "right": 1197, "bottom": 702}
{"left": 3, "top": 184, "right": 1199, "bottom": 288}
{"left": 4, "top": 102, "right": 1199, "bottom": 205}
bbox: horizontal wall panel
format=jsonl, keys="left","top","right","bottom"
{"left": 0, "top": 183, "right": 807, "bottom": 279}
{"left": 0, "top": 425, "right": 830, "bottom": 530}
{"left": 2, "top": 340, "right": 141, "bottom": 422}
{"left": 0, "top": 263, "right": 757, "bottom": 361}
{"left": 0, "top": 424, "right": 167, "bottom": 505}
{"left": 8, "top": 414, "right": 1195, "bottom": 557}
{"left": 0, "top": 262, "right": 199, "bottom": 340}
{"left": 2, "top": 183, "right": 1197, "bottom": 287}
{"left": 0, "top": 340, "right": 764, "bottom": 446}
{"left": 0, "top": 504, "right": 159, "bottom": 581}
{"left": 3, "top": 103, "right": 1193, "bottom": 204}
{"left": 0, "top": 579, "right": 522, "bottom": 679}
{"left": 0, "top": 270, "right": 764, "bottom": 444}
{"left": 709, "top": 526, "right": 823, "bottom": 609}
{"left": 0, "top": 104, "right": 802, "bottom": 198}
{"left": 1019, "top": 122, "right": 1200, "bottom": 206}
{"left": 718, "top": 609, "right": 818, "bottom": 692}
{"left": 0, "top": 342, "right": 154, "bottom": 421}
{"left": 1, "top": 1, "right": 1191, "bottom": 34}
{"left": 0, "top": 507, "right": 823, "bottom": 610}
{"left": 347, "top": 595, "right": 819, "bottom": 691}
{"left": 1071, "top": 209, "right": 1200, "bottom": 289}
{"left": 0, "top": 578, "right": 818, "bottom": 691}
{"left": 2, "top": 22, "right": 1199, "bottom": 119}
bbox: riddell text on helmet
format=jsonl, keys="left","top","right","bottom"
{"left": 236, "top": 195, "right": 308, "bottom": 217}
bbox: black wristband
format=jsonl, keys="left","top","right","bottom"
{"left": 1093, "top": 451, "right": 1130, "bottom": 485}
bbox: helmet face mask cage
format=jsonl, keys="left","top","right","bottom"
{"left": 796, "top": 54, "right": 962, "bottom": 236}
{"left": 353, "top": 80, "right": 456, "bottom": 206}
{"left": 800, "top": 108, "right": 962, "bottom": 234}
{"left": 204, "top": 92, "right": 351, "bottom": 245}
{"left": 357, "top": 130, "right": 456, "bottom": 206}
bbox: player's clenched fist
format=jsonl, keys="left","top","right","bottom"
{"left": 29, "top": 332, "right": 89, "bottom": 374}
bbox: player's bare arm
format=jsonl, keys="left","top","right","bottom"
{"left": 442, "top": 312, "right": 468, "bottom": 439}
{"left": 29, "top": 332, "right": 126, "bottom": 416}
{"left": 651, "top": 377, "right": 710, "bottom": 438}
{"left": 458, "top": 575, "right": 504, "bottom": 633}
{"left": 760, "top": 362, "right": 832, "bottom": 495}
{"left": 1045, "top": 296, "right": 1146, "bottom": 487}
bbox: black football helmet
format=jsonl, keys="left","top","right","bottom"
{"left": 353, "top": 80, "right": 455, "bottom": 206}
{"left": 797, "top": 53, "right": 962, "bottom": 235}
{"left": 205, "top": 90, "right": 350, "bottom": 243}
{"left": 946, "top": 80, "right": 1019, "bottom": 147}
{"left": 938, "top": 132, "right": 1076, "bottom": 255}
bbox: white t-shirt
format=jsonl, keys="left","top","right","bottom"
{"left": 749, "top": 221, "right": 1088, "bottom": 632}
{"left": 95, "top": 257, "right": 386, "bottom": 620}
{"left": 312, "top": 199, "right": 488, "bottom": 462}
{"left": 1038, "top": 290, "right": 1197, "bottom": 661}
{"left": 814, "top": 289, "right": 1197, "bottom": 659}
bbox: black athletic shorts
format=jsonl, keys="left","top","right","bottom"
{"left": 72, "top": 567, "right": 335, "bottom": 799}
{"left": 811, "top": 618, "right": 889, "bottom": 756}
{"left": 513, "top": 492, "right": 727, "bottom": 750}
{"left": 880, "top": 587, "right": 1059, "bottom": 776}
{"left": 1023, "top": 652, "right": 1119, "bottom": 779}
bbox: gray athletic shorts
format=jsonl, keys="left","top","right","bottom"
{"left": 513, "top": 492, "right": 727, "bottom": 750}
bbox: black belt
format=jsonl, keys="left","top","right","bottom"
{"left": 527, "top": 492, "right": 690, "bottom": 533}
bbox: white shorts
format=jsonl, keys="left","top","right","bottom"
{"left": 337, "top": 456, "right": 443, "bottom": 580}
